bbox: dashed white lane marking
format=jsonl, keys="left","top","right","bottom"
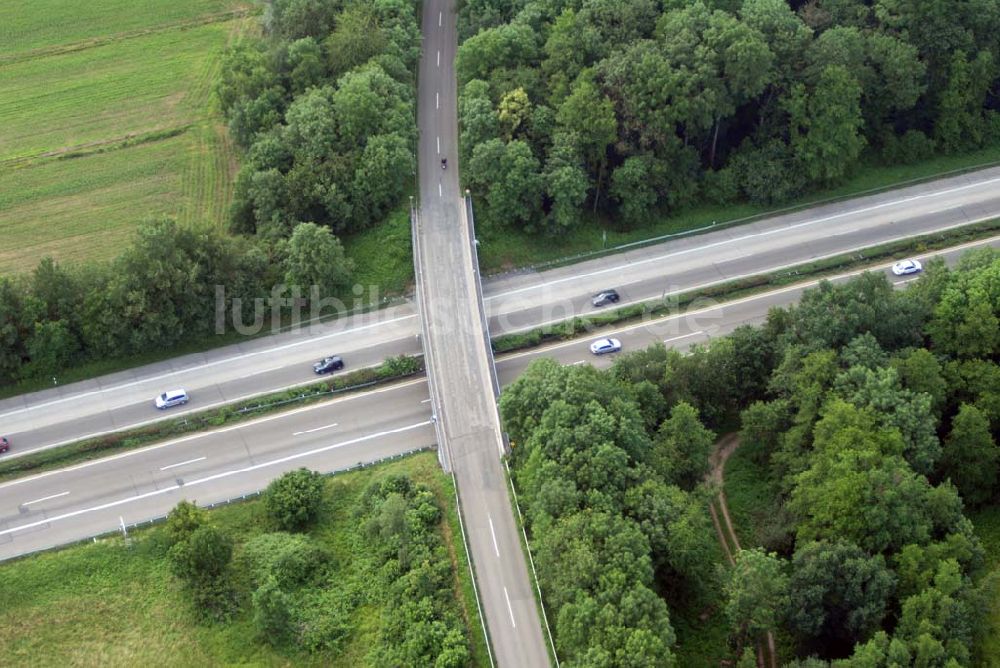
{"left": 664, "top": 331, "right": 705, "bottom": 344}
{"left": 22, "top": 491, "right": 69, "bottom": 506}
{"left": 160, "top": 457, "right": 206, "bottom": 472}
{"left": 438, "top": 11, "right": 442, "bottom": 26}
{"left": 436, "top": 135, "right": 440, "bottom": 153}
{"left": 436, "top": 92, "right": 439, "bottom": 110}
{"left": 439, "top": 183, "right": 443, "bottom": 197}
{"left": 436, "top": 50, "right": 440, "bottom": 67}
{"left": 292, "top": 422, "right": 338, "bottom": 436}
{"left": 504, "top": 586, "right": 516, "bottom": 627}
{"left": 498, "top": 235, "right": 1000, "bottom": 364}
{"left": 0, "top": 313, "right": 418, "bottom": 420}
{"left": 421, "top": 398, "right": 432, "bottom": 404}
{"left": 0, "top": 421, "right": 433, "bottom": 538}
{"left": 245, "top": 365, "right": 290, "bottom": 378}
{"left": 486, "top": 187, "right": 1000, "bottom": 301}
{"left": 488, "top": 514, "right": 500, "bottom": 557}
{"left": 0, "top": 378, "right": 429, "bottom": 492}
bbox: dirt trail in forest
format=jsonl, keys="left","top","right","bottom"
{"left": 707, "top": 433, "right": 777, "bottom": 668}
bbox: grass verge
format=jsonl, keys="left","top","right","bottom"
{"left": 669, "top": 589, "right": 731, "bottom": 668}
{"left": 476, "top": 145, "right": 1000, "bottom": 274}
{"left": 501, "top": 459, "right": 559, "bottom": 666}
{"left": 0, "top": 285, "right": 411, "bottom": 401}
{"left": 440, "top": 474, "right": 494, "bottom": 668}
{"left": 0, "top": 450, "right": 485, "bottom": 667}
{"left": 0, "top": 355, "right": 424, "bottom": 483}
{"left": 341, "top": 200, "right": 415, "bottom": 296}
{"left": 722, "top": 439, "right": 783, "bottom": 553}
{"left": 9, "top": 225, "right": 996, "bottom": 482}
{"left": 491, "top": 220, "right": 1000, "bottom": 355}
{"left": 970, "top": 505, "right": 1000, "bottom": 665}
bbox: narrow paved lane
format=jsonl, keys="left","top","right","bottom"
{"left": 414, "top": 1, "right": 550, "bottom": 665}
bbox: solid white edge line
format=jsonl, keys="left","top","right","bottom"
{"left": 484, "top": 180, "right": 1000, "bottom": 301}
{"left": 0, "top": 421, "right": 432, "bottom": 538}
{"left": 492, "top": 229, "right": 998, "bottom": 327}
{"left": 21, "top": 490, "right": 70, "bottom": 506}
{"left": 0, "top": 312, "right": 419, "bottom": 420}
{"left": 497, "top": 234, "right": 1000, "bottom": 363}
{"left": 7, "top": 353, "right": 418, "bottom": 458}
{"left": 0, "top": 378, "right": 429, "bottom": 492}
{"left": 9, "top": 234, "right": 998, "bottom": 471}
{"left": 159, "top": 456, "right": 207, "bottom": 472}
{"left": 5, "top": 214, "right": 997, "bottom": 426}
{"left": 5, "top": 235, "right": 998, "bottom": 469}
{"left": 6, "top": 193, "right": 998, "bottom": 424}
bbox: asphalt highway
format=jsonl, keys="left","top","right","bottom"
{"left": 1, "top": 238, "right": 995, "bottom": 564}
{"left": 1, "top": 167, "right": 998, "bottom": 457}
{"left": 0, "top": 380, "right": 435, "bottom": 559}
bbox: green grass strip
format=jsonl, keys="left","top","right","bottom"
{"left": 0, "top": 355, "right": 424, "bottom": 482}
{"left": 491, "top": 220, "right": 1000, "bottom": 355}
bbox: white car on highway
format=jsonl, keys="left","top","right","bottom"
{"left": 590, "top": 337, "right": 622, "bottom": 355}
{"left": 891, "top": 259, "right": 922, "bottom": 276}
{"left": 155, "top": 389, "right": 189, "bottom": 409}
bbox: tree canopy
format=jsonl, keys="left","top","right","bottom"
{"left": 457, "top": 0, "right": 1000, "bottom": 231}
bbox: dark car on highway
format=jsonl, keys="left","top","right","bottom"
{"left": 591, "top": 289, "right": 620, "bottom": 307}
{"left": 0, "top": 437, "right": 9, "bottom": 454}
{"left": 313, "top": 356, "right": 345, "bottom": 374}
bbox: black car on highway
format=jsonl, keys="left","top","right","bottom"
{"left": 591, "top": 289, "right": 620, "bottom": 307}
{"left": 313, "top": 356, "right": 345, "bottom": 374}
{"left": 0, "top": 436, "right": 9, "bottom": 454}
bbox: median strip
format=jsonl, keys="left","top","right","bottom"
{"left": 0, "top": 355, "right": 424, "bottom": 483}
{"left": 3, "top": 223, "right": 996, "bottom": 486}
{"left": 491, "top": 219, "right": 1000, "bottom": 355}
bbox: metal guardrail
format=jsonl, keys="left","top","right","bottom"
{"left": 464, "top": 194, "right": 503, "bottom": 404}
{"left": 2, "top": 447, "right": 435, "bottom": 563}
{"left": 465, "top": 193, "right": 560, "bottom": 664}
{"left": 410, "top": 197, "right": 450, "bottom": 472}
{"left": 481, "top": 159, "right": 1000, "bottom": 280}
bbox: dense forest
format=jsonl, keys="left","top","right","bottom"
{"left": 220, "top": 0, "right": 420, "bottom": 238}
{"left": 457, "top": 0, "right": 1000, "bottom": 231}
{"left": 500, "top": 247, "right": 1000, "bottom": 665}
{"left": 0, "top": 0, "right": 419, "bottom": 386}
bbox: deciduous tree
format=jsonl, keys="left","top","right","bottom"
{"left": 283, "top": 222, "right": 354, "bottom": 298}
{"left": 940, "top": 404, "right": 998, "bottom": 507}
{"left": 264, "top": 468, "right": 326, "bottom": 531}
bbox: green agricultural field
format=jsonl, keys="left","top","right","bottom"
{"left": 0, "top": 0, "right": 250, "bottom": 273}
{"left": 0, "top": 452, "right": 487, "bottom": 667}
{"left": 0, "top": 0, "right": 244, "bottom": 59}
{"left": 0, "top": 127, "right": 234, "bottom": 269}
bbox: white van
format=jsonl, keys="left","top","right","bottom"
{"left": 155, "top": 389, "right": 189, "bottom": 409}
